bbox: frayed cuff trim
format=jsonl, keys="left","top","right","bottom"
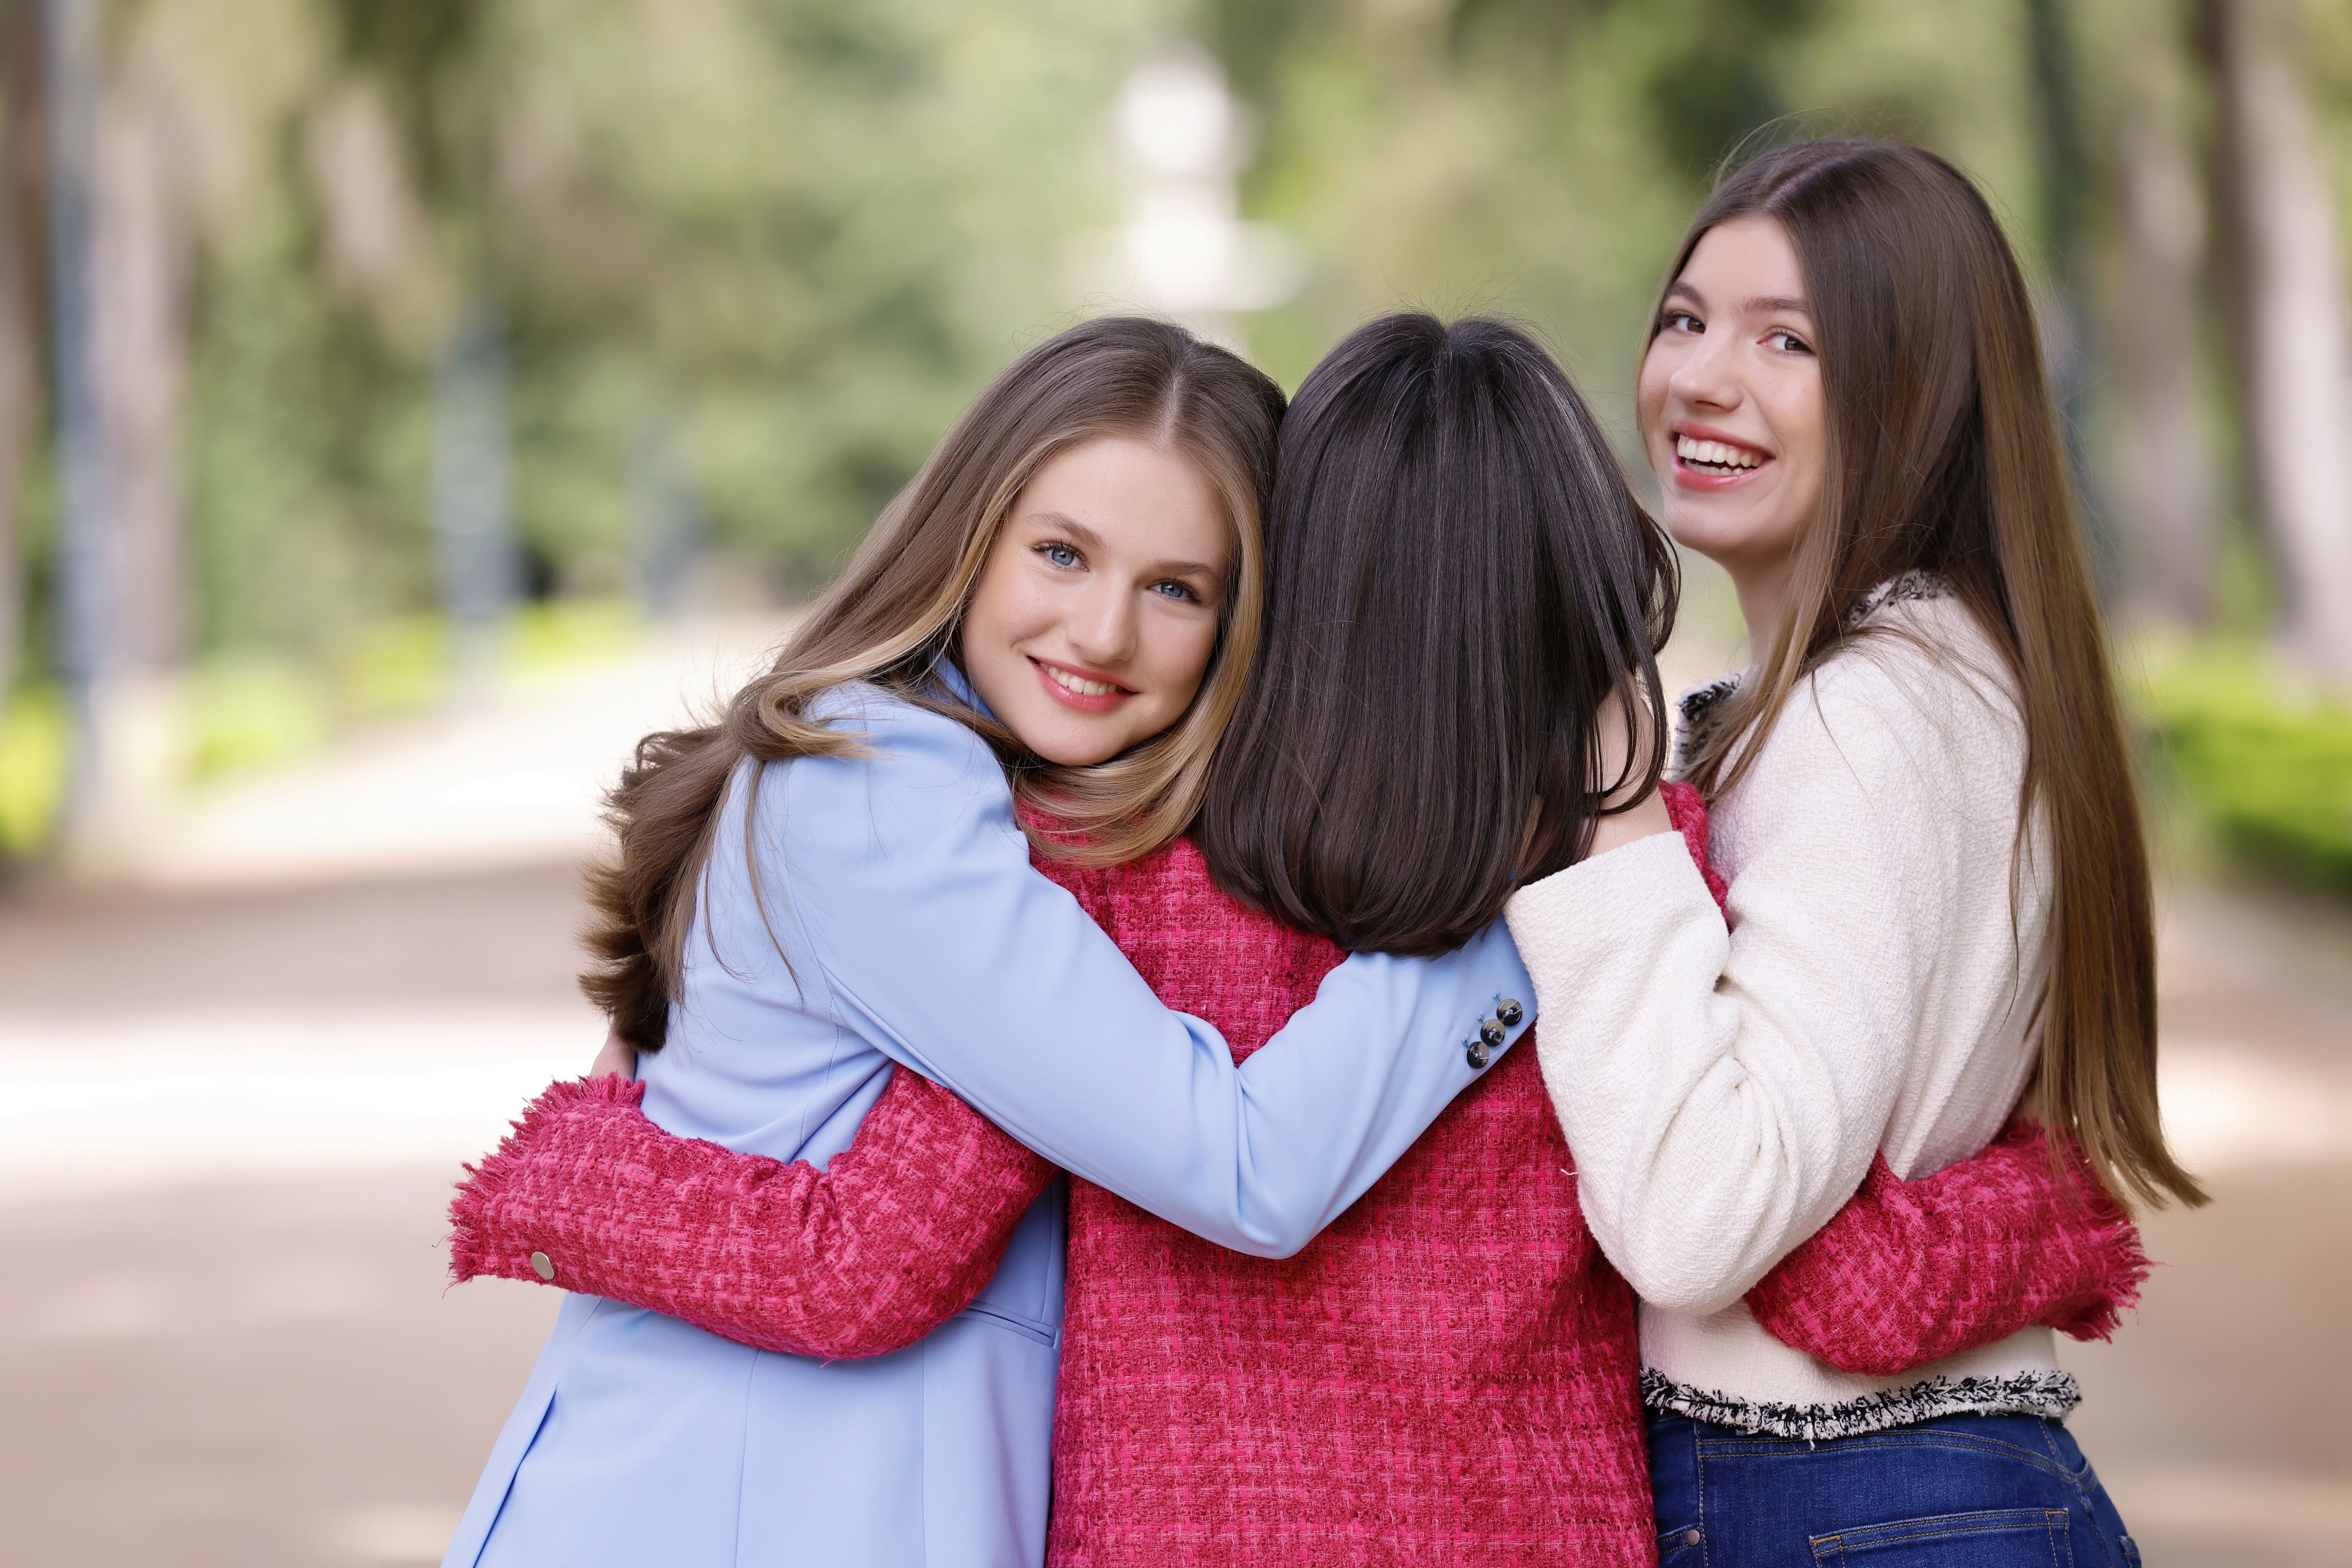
{"left": 1641, "top": 1367, "right": 2082, "bottom": 1441}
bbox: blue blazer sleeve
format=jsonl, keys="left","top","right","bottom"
{"left": 753, "top": 688, "right": 1535, "bottom": 1259}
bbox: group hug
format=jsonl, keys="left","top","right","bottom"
{"left": 433, "top": 139, "right": 2196, "bottom": 1567}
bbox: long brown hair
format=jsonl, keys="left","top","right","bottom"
{"left": 1199, "top": 314, "right": 1676, "bottom": 955}
{"left": 1660, "top": 140, "right": 2204, "bottom": 1208}
{"left": 585, "top": 317, "right": 1284, "bottom": 1051}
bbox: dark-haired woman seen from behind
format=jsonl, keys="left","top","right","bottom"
{"left": 1511, "top": 140, "right": 2189, "bottom": 1565}
{"left": 454, "top": 312, "right": 2147, "bottom": 1565}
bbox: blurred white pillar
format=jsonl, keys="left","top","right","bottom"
{"left": 628, "top": 411, "right": 704, "bottom": 619}
{"left": 37, "top": 3, "right": 199, "bottom": 873}
{"left": 42, "top": 0, "right": 107, "bottom": 834}
{"left": 93, "top": 34, "right": 191, "bottom": 679}
{"left": 433, "top": 297, "right": 517, "bottom": 693}
{"left": 1110, "top": 51, "right": 1302, "bottom": 348}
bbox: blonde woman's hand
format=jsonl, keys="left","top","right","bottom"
{"left": 589, "top": 1027, "right": 637, "bottom": 1081}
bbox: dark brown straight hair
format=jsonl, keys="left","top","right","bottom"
{"left": 1660, "top": 139, "right": 2203, "bottom": 1207}
{"left": 1197, "top": 313, "right": 1677, "bottom": 956}
{"left": 583, "top": 318, "right": 1284, "bottom": 1051}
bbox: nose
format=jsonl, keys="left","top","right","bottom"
{"left": 1064, "top": 576, "right": 1138, "bottom": 670}
{"left": 1668, "top": 327, "right": 1743, "bottom": 413}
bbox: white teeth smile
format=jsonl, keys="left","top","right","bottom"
{"left": 1042, "top": 663, "right": 1121, "bottom": 698}
{"left": 1677, "top": 435, "right": 1764, "bottom": 472}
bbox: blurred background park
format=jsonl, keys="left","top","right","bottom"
{"left": 0, "top": 0, "right": 2348, "bottom": 1563}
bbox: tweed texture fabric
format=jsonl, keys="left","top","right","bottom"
{"left": 448, "top": 785, "right": 2147, "bottom": 1564}
{"left": 1664, "top": 779, "right": 1732, "bottom": 911}
{"left": 1744, "top": 1120, "right": 2148, "bottom": 1378}
{"left": 451, "top": 1067, "right": 1056, "bottom": 1359}
{"left": 1032, "top": 834, "right": 1650, "bottom": 1566}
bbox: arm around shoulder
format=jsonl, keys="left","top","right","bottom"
{"left": 450, "top": 1070, "right": 1059, "bottom": 1359}
{"left": 1507, "top": 670, "right": 1947, "bottom": 1314}
{"left": 1748, "top": 1122, "right": 2151, "bottom": 1376}
{"left": 776, "top": 691, "right": 1533, "bottom": 1259}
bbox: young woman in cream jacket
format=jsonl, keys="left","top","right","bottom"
{"left": 1508, "top": 140, "right": 2201, "bottom": 1568}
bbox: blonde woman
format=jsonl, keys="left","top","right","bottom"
{"left": 1510, "top": 141, "right": 2195, "bottom": 1564}
{"left": 445, "top": 318, "right": 1535, "bottom": 1568}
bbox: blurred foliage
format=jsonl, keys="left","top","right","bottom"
{"left": 183, "top": 596, "right": 643, "bottom": 784}
{"left": 2138, "top": 641, "right": 2352, "bottom": 893}
{"left": 508, "top": 596, "right": 638, "bottom": 675}
{"left": 0, "top": 0, "right": 1183, "bottom": 853}
{"left": 1212, "top": 0, "right": 2046, "bottom": 439}
{"left": 333, "top": 616, "right": 454, "bottom": 719}
{"left": 188, "top": 657, "right": 334, "bottom": 778}
{"left": 1, "top": 0, "right": 2347, "bottom": 894}
{"left": 138, "top": 0, "right": 2116, "bottom": 666}
{"left": 0, "top": 0, "right": 2280, "bottom": 659}
{"left": 0, "top": 598, "right": 646, "bottom": 860}
{"left": 0, "top": 682, "right": 62, "bottom": 854}
{"left": 170, "top": 0, "right": 1179, "bottom": 664}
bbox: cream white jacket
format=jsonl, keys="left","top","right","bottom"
{"left": 1506, "top": 581, "right": 2068, "bottom": 1430}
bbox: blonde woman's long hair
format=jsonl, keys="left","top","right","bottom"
{"left": 585, "top": 318, "right": 1284, "bottom": 1050}
{"left": 1660, "top": 140, "right": 2204, "bottom": 1209}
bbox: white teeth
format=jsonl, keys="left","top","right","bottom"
{"left": 1677, "top": 435, "right": 1762, "bottom": 470}
{"left": 1044, "top": 664, "right": 1118, "bottom": 697}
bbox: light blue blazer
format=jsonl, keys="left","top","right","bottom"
{"left": 444, "top": 679, "right": 1533, "bottom": 1568}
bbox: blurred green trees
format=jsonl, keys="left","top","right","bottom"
{"left": 181, "top": 0, "right": 1171, "bottom": 651}
{"left": 0, "top": 0, "right": 2349, "bottom": 884}
{"left": 2138, "top": 641, "right": 2352, "bottom": 891}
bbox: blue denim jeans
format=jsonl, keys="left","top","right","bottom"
{"left": 1649, "top": 1410, "right": 2140, "bottom": 1566}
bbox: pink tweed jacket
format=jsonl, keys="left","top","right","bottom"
{"left": 454, "top": 787, "right": 2145, "bottom": 1565}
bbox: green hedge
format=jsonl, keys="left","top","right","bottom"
{"left": 2134, "top": 644, "right": 2352, "bottom": 893}
{"left": 0, "top": 599, "right": 642, "bottom": 859}
{"left": 0, "top": 686, "right": 66, "bottom": 857}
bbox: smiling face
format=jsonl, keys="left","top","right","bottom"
{"left": 1638, "top": 214, "right": 1828, "bottom": 641}
{"left": 958, "top": 435, "right": 1231, "bottom": 767}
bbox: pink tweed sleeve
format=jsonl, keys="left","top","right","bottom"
{"left": 1659, "top": 782, "right": 1730, "bottom": 911}
{"left": 1658, "top": 782, "right": 2148, "bottom": 1375}
{"left": 1747, "top": 1120, "right": 2150, "bottom": 1376}
{"left": 449, "top": 1070, "right": 1058, "bottom": 1360}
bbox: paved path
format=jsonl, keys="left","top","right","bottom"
{"left": 0, "top": 863, "right": 584, "bottom": 1568}
{"left": 3, "top": 625, "right": 2347, "bottom": 1566}
{"left": 125, "top": 615, "right": 793, "bottom": 890}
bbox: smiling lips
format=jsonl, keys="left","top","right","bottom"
{"left": 1672, "top": 429, "right": 1771, "bottom": 489}
{"left": 1032, "top": 657, "right": 1134, "bottom": 714}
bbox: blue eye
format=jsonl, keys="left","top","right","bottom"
{"left": 1151, "top": 580, "right": 1200, "bottom": 604}
{"left": 1038, "top": 543, "right": 1082, "bottom": 569}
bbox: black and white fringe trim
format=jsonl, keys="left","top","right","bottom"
{"left": 1673, "top": 673, "right": 1746, "bottom": 772}
{"left": 1844, "top": 570, "right": 1947, "bottom": 629}
{"left": 1670, "top": 573, "right": 1952, "bottom": 775}
{"left": 1641, "top": 1367, "right": 2082, "bottom": 1442}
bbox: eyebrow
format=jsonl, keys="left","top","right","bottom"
{"left": 1662, "top": 280, "right": 1811, "bottom": 316}
{"left": 1022, "top": 509, "right": 1225, "bottom": 581}
{"left": 1025, "top": 510, "right": 1103, "bottom": 547}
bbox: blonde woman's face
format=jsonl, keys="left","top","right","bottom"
{"left": 1639, "top": 216, "right": 1828, "bottom": 619}
{"left": 960, "top": 436, "right": 1230, "bottom": 767}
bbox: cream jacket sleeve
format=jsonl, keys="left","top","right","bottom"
{"left": 1506, "top": 649, "right": 1975, "bottom": 1316}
